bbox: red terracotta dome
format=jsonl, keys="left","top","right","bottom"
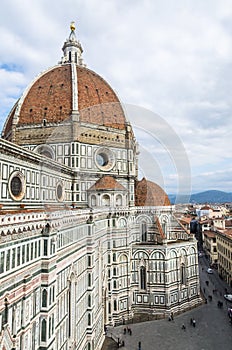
{"left": 135, "top": 177, "right": 171, "bottom": 206}
{"left": 2, "top": 25, "right": 126, "bottom": 142}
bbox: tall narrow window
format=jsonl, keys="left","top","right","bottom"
{"left": 140, "top": 266, "right": 146, "bottom": 290}
{"left": 181, "top": 264, "right": 186, "bottom": 285}
{"left": 17, "top": 246, "right": 21, "bottom": 266}
{"left": 42, "top": 289, "right": 47, "bottom": 307}
{"left": 12, "top": 248, "right": 16, "bottom": 269}
{"left": 41, "top": 319, "right": 47, "bottom": 341}
{"left": 88, "top": 313, "right": 91, "bottom": 326}
{"left": 6, "top": 250, "right": 10, "bottom": 271}
{"left": 0, "top": 251, "right": 5, "bottom": 273}
{"left": 44, "top": 239, "right": 48, "bottom": 256}
{"left": 141, "top": 222, "right": 147, "bottom": 242}
{"left": 88, "top": 273, "right": 91, "bottom": 287}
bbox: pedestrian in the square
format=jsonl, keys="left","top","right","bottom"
{"left": 171, "top": 311, "right": 174, "bottom": 320}
{"left": 192, "top": 319, "right": 196, "bottom": 327}
{"left": 190, "top": 318, "right": 193, "bottom": 325}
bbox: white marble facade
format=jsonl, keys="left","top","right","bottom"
{"left": 0, "top": 24, "right": 201, "bottom": 350}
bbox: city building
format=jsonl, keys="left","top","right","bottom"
{"left": 0, "top": 23, "right": 201, "bottom": 350}
{"left": 202, "top": 230, "right": 218, "bottom": 265}
{"left": 216, "top": 228, "right": 232, "bottom": 287}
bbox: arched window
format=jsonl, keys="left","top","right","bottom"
{"left": 102, "top": 194, "right": 110, "bottom": 206}
{"left": 113, "top": 267, "right": 116, "bottom": 276}
{"left": 141, "top": 222, "right": 147, "bottom": 242}
{"left": 115, "top": 194, "right": 122, "bottom": 206}
{"left": 140, "top": 266, "right": 146, "bottom": 290}
{"left": 119, "top": 255, "right": 128, "bottom": 288}
{"left": 113, "top": 280, "right": 117, "bottom": 289}
{"left": 113, "top": 300, "right": 117, "bottom": 311}
{"left": 151, "top": 252, "right": 165, "bottom": 283}
{"left": 108, "top": 302, "right": 111, "bottom": 314}
{"left": 42, "top": 289, "right": 47, "bottom": 308}
{"left": 181, "top": 264, "right": 186, "bottom": 285}
{"left": 91, "top": 195, "right": 96, "bottom": 207}
{"left": 41, "top": 319, "right": 47, "bottom": 342}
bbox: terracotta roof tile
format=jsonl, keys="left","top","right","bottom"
{"left": 135, "top": 177, "right": 170, "bottom": 206}
{"left": 88, "top": 176, "right": 127, "bottom": 191}
{"left": 2, "top": 64, "right": 126, "bottom": 140}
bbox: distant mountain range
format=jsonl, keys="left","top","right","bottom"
{"left": 168, "top": 190, "right": 232, "bottom": 204}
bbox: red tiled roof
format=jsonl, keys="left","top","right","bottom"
{"left": 225, "top": 220, "right": 232, "bottom": 227}
{"left": 2, "top": 64, "right": 126, "bottom": 140}
{"left": 135, "top": 177, "right": 170, "bottom": 206}
{"left": 200, "top": 205, "right": 212, "bottom": 210}
{"left": 180, "top": 217, "right": 192, "bottom": 224}
{"left": 203, "top": 230, "right": 216, "bottom": 238}
{"left": 88, "top": 176, "right": 127, "bottom": 191}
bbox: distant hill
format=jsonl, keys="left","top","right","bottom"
{"left": 168, "top": 190, "right": 232, "bottom": 204}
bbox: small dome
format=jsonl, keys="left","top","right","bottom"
{"left": 88, "top": 176, "right": 127, "bottom": 192}
{"left": 135, "top": 177, "right": 170, "bottom": 206}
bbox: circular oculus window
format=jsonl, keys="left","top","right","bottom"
{"left": 95, "top": 147, "right": 115, "bottom": 171}
{"left": 8, "top": 171, "right": 26, "bottom": 201}
{"left": 56, "top": 182, "right": 64, "bottom": 202}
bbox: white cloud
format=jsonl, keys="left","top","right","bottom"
{"left": 0, "top": 0, "right": 231, "bottom": 193}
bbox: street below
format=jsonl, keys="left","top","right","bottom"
{"left": 103, "top": 253, "right": 232, "bottom": 350}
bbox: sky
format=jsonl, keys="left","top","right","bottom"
{"left": 0, "top": 0, "right": 232, "bottom": 195}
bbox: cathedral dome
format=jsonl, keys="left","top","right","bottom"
{"left": 2, "top": 23, "right": 127, "bottom": 143}
{"left": 135, "top": 177, "right": 171, "bottom": 206}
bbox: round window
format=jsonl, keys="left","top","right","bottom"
{"left": 95, "top": 148, "right": 115, "bottom": 171}
{"left": 11, "top": 176, "right": 22, "bottom": 196}
{"left": 56, "top": 182, "right": 64, "bottom": 201}
{"left": 96, "top": 153, "right": 109, "bottom": 167}
{"left": 8, "top": 171, "right": 26, "bottom": 201}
